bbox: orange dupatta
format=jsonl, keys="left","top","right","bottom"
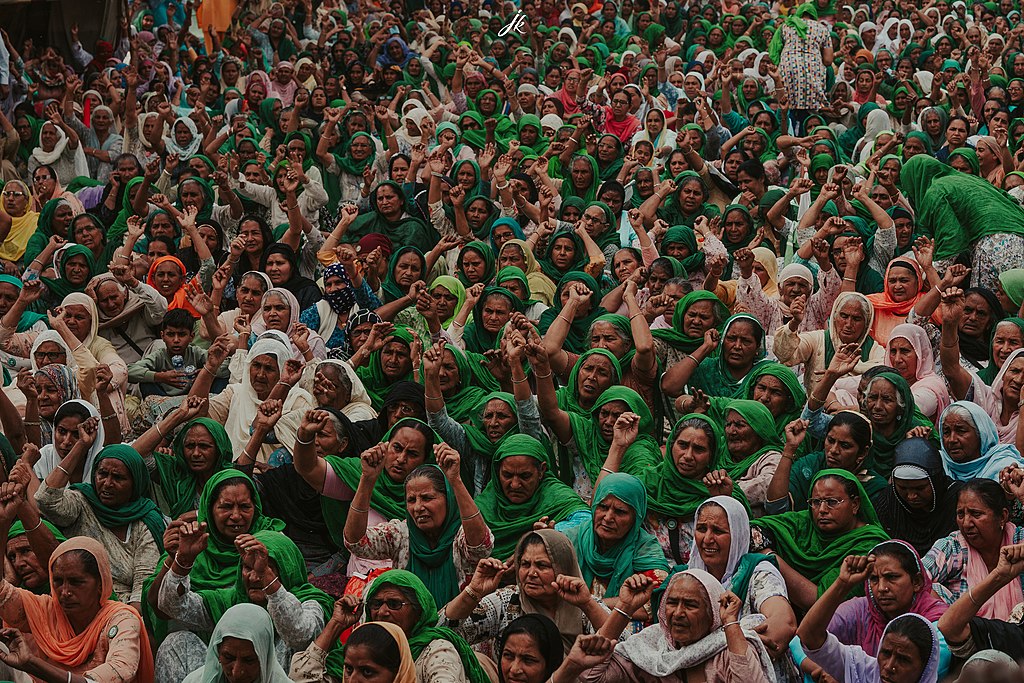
{"left": 146, "top": 254, "right": 200, "bottom": 317}
{"left": 19, "top": 538, "right": 154, "bottom": 682}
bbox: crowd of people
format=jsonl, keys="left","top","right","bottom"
{"left": 5, "top": 0, "right": 1024, "bottom": 680}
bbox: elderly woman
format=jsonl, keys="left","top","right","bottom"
{"left": 884, "top": 323, "right": 950, "bottom": 422}
{"left": 0, "top": 179, "right": 39, "bottom": 265}
{"left": 245, "top": 287, "right": 328, "bottom": 362}
{"left": 187, "top": 333, "right": 314, "bottom": 463}
{"left": 661, "top": 314, "right": 768, "bottom": 401}
{"left": 27, "top": 115, "right": 88, "bottom": 186}
{"left": 182, "top": 604, "right": 295, "bottom": 683}
{"left": 35, "top": 441, "right": 164, "bottom": 610}
{"left": 86, "top": 267, "right": 168, "bottom": 365}
{"left": 580, "top": 570, "right": 775, "bottom": 682}
{"left": 441, "top": 530, "right": 608, "bottom": 656}
{"left": 938, "top": 402, "right": 1023, "bottom": 482}
{"left": 0, "top": 537, "right": 154, "bottom": 682}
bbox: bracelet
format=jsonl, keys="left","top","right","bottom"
{"left": 173, "top": 556, "right": 194, "bottom": 570}
{"left": 557, "top": 314, "right": 573, "bottom": 324}
{"left": 276, "top": 380, "right": 292, "bottom": 388}
{"left": 424, "top": 394, "right": 444, "bottom": 400}
{"left": 600, "top": 466, "right": 616, "bottom": 475}
{"left": 262, "top": 576, "right": 281, "bottom": 592}
{"left": 67, "top": 671, "right": 72, "bottom": 683}
{"left": 101, "top": 414, "right": 117, "bottom": 421}
{"left": 163, "top": 557, "right": 174, "bottom": 571}
{"left": 683, "top": 353, "right": 697, "bottom": 365}
{"left": 496, "top": 180, "right": 510, "bottom": 190}
{"left": 968, "top": 587, "right": 980, "bottom": 606}
{"left": 512, "top": 376, "right": 528, "bottom": 384}
{"left": 295, "top": 433, "right": 314, "bottom": 445}
{"left": 534, "top": 371, "right": 552, "bottom": 379}
{"left": 23, "top": 519, "right": 42, "bottom": 533}
{"left": 722, "top": 620, "right": 740, "bottom": 629}
{"left": 461, "top": 510, "right": 482, "bottom": 522}
{"left": 71, "top": 342, "right": 84, "bottom": 353}
{"left": 23, "top": 420, "right": 40, "bottom": 426}
{"left": 350, "top": 505, "right": 369, "bottom": 514}
{"left": 155, "top": 423, "right": 165, "bottom": 439}
{"left": 843, "top": 277, "right": 856, "bottom": 282}
{"left": 613, "top": 607, "right": 631, "bottom": 620}
{"left": 241, "top": 448, "right": 254, "bottom": 462}
{"left": 56, "top": 465, "right": 71, "bottom": 477}
{"left": 201, "top": 365, "right": 216, "bottom": 377}
{"left": 464, "top": 585, "right": 481, "bottom": 601}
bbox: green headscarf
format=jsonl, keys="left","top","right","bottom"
{"left": 585, "top": 201, "right": 621, "bottom": 253}
{"left": 730, "top": 362, "right": 807, "bottom": 431}
{"left": 40, "top": 244, "right": 96, "bottom": 301}
{"left": 539, "top": 230, "right": 588, "bottom": 283}
{"left": 721, "top": 400, "right": 785, "bottom": 479}
{"left": 25, "top": 198, "right": 70, "bottom": 266}
{"left": 355, "top": 326, "right": 416, "bottom": 410}
{"left": 435, "top": 344, "right": 491, "bottom": 423}
{"left": 865, "top": 371, "right": 934, "bottom": 476}
{"left": 595, "top": 135, "right": 624, "bottom": 181}
{"left": 494, "top": 266, "right": 538, "bottom": 307}
{"left": 429, "top": 276, "right": 467, "bottom": 328}
{"left": 7, "top": 520, "right": 65, "bottom": 593}
{"left": 557, "top": 348, "right": 622, "bottom": 416}
{"left": 567, "top": 386, "right": 662, "bottom": 483}
{"left": 153, "top": 418, "right": 234, "bottom": 519}
{"left": 346, "top": 181, "right": 437, "bottom": 254}
{"left": 381, "top": 246, "right": 427, "bottom": 303}
{"left": 456, "top": 241, "right": 497, "bottom": 287}
{"left": 334, "top": 131, "right": 378, "bottom": 176}
{"left": 462, "top": 286, "right": 523, "bottom": 354}
{"left": 980, "top": 318, "right": 1024, "bottom": 384}
{"left": 406, "top": 464, "right": 464, "bottom": 604}
{"left": 651, "top": 290, "right": 729, "bottom": 354}
{"left": 515, "top": 114, "right": 551, "bottom": 155}
{"left": 537, "top": 272, "right": 607, "bottom": 354}
{"left": 563, "top": 473, "right": 669, "bottom": 596}
{"left": 364, "top": 570, "right": 491, "bottom": 682}
{"left": 658, "top": 172, "right": 720, "bottom": 228}
{"left": 70, "top": 444, "right": 165, "bottom": 550}
{"left": 690, "top": 314, "right": 768, "bottom": 398}
{"left": 561, "top": 154, "right": 601, "bottom": 203}
{"left": 752, "top": 469, "right": 890, "bottom": 596}
{"left": 476, "top": 434, "right": 588, "bottom": 560}
{"left": 643, "top": 414, "right": 748, "bottom": 519}
{"left": 462, "top": 391, "right": 519, "bottom": 462}
{"left": 325, "top": 418, "right": 437, "bottom": 521}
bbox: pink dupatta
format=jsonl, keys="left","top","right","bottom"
{"left": 966, "top": 524, "right": 1024, "bottom": 620}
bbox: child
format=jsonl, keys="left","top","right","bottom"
{"left": 128, "top": 309, "right": 225, "bottom": 397}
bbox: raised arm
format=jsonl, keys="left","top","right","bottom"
{"left": 526, "top": 337, "right": 572, "bottom": 444}
{"left": 938, "top": 288, "right": 972, "bottom": 400}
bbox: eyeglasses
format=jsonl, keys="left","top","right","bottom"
{"left": 2, "top": 191, "right": 25, "bottom": 198}
{"left": 368, "top": 598, "right": 411, "bottom": 612}
{"left": 34, "top": 350, "right": 67, "bottom": 362}
{"left": 807, "top": 497, "right": 847, "bottom": 510}
{"left": 581, "top": 214, "right": 606, "bottom": 225}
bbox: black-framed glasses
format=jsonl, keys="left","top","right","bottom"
{"left": 368, "top": 598, "right": 411, "bottom": 611}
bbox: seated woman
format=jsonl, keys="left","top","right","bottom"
{"left": 938, "top": 402, "right": 1023, "bottom": 481}
{"left": 343, "top": 445, "right": 494, "bottom": 606}
{"left": 496, "top": 266, "right": 550, "bottom": 323}
{"left": 715, "top": 400, "right": 785, "bottom": 514}
{"left": 768, "top": 412, "right": 887, "bottom": 515}
{"left": 662, "top": 313, "right": 768, "bottom": 401}
{"left": 581, "top": 570, "right": 775, "bottom": 683}
{"left": 564, "top": 473, "right": 669, "bottom": 614}
{"left": 419, "top": 343, "right": 490, "bottom": 426}
{"left": 292, "top": 612, "right": 416, "bottom": 683}
{"left": 0, "top": 467, "right": 64, "bottom": 595}
{"left": 188, "top": 333, "right": 314, "bottom": 464}
{"left": 87, "top": 266, "right": 168, "bottom": 365}
{"left": 876, "top": 438, "right": 959, "bottom": 557}
{"left": 495, "top": 615, "right": 567, "bottom": 683}
{"left": 824, "top": 542, "right": 949, "bottom": 675}
{"left": 441, "top": 529, "right": 608, "bottom": 655}
{"left": 349, "top": 324, "right": 416, "bottom": 412}
{"left": 183, "top": 603, "right": 298, "bottom": 683}
{"left": 0, "top": 537, "right": 154, "bottom": 683}
{"left": 34, "top": 439, "right": 164, "bottom": 610}
{"left": 924, "top": 480, "right": 1024, "bottom": 619}
{"left": 454, "top": 285, "right": 522, "bottom": 356}
{"left": 474, "top": 433, "right": 588, "bottom": 560}
{"left": 798, "top": 568, "right": 941, "bottom": 683}
{"left": 641, "top": 414, "right": 748, "bottom": 566}
{"left": 363, "top": 560, "right": 513, "bottom": 683}
{"left": 554, "top": 349, "right": 621, "bottom": 418}
{"left": 30, "top": 398, "right": 107, "bottom": 481}
{"left": 497, "top": 239, "right": 557, "bottom": 307}
{"left": 651, "top": 290, "right": 729, "bottom": 371}
{"left": 866, "top": 257, "right": 934, "bottom": 345}
{"left": 695, "top": 362, "right": 806, "bottom": 435}
{"left": 245, "top": 287, "right": 328, "bottom": 362}
{"left": 939, "top": 288, "right": 1023, "bottom": 446}
{"left": 158, "top": 530, "right": 333, "bottom": 678}
{"left": 883, "top": 323, "right": 950, "bottom": 422}
{"left": 773, "top": 291, "right": 885, "bottom": 394}
{"left": 687, "top": 497, "right": 798, "bottom": 670}
{"left": 145, "top": 470, "right": 285, "bottom": 646}
{"left": 206, "top": 270, "right": 270, "bottom": 343}
{"left": 752, "top": 469, "right": 890, "bottom": 612}
{"left": 300, "top": 261, "right": 382, "bottom": 351}
{"left": 537, "top": 273, "right": 608, "bottom": 356}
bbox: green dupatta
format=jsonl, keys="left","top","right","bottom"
{"left": 406, "top": 464, "right": 463, "bottom": 605}
{"left": 153, "top": 418, "right": 234, "bottom": 519}
{"left": 355, "top": 326, "right": 415, "bottom": 410}
{"left": 567, "top": 386, "right": 662, "bottom": 483}
{"left": 651, "top": 290, "right": 729, "bottom": 354}
{"left": 720, "top": 399, "right": 784, "bottom": 480}
{"left": 556, "top": 349, "right": 622, "bottom": 416}
{"left": 690, "top": 314, "right": 767, "bottom": 398}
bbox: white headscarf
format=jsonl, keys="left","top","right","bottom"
{"left": 30, "top": 331, "right": 79, "bottom": 372}
{"left": 182, "top": 604, "right": 292, "bottom": 683}
{"left": 688, "top": 496, "right": 787, "bottom": 592}
{"left": 31, "top": 123, "right": 90, "bottom": 179}
{"left": 34, "top": 399, "right": 105, "bottom": 481}
{"left": 163, "top": 116, "right": 202, "bottom": 158}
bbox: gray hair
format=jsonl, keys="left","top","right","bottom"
{"left": 944, "top": 404, "right": 978, "bottom": 432}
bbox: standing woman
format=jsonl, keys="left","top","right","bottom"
{"left": 771, "top": 3, "right": 833, "bottom": 133}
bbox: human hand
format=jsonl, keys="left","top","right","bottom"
{"left": 719, "top": 591, "right": 742, "bottom": 624}
{"left": 611, "top": 412, "right": 640, "bottom": 449}
{"left": 468, "top": 557, "right": 513, "bottom": 596}
{"left": 15, "top": 370, "right": 36, "bottom": 401}
{"left": 703, "top": 469, "right": 734, "bottom": 497}
{"left": 615, "top": 573, "right": 654, "bottom": 615}
{"left": 254, "top": 399, "right": 284, "bottom": 432}
{"left": 838, "top": 554, "right": 875, "bottom": 587}
{"left": 784, "top": 419, "right": 809, "bottom": 450}
{"left": 359, "top": 443, "right": 387, "bottom": 480}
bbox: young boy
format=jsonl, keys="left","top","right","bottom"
{"left": 128, "top": 309, "right": 224, "bottom": 397}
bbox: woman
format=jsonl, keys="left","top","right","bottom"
{"left": 87, "top": 270, "right": 167, "bottom": 365}
{"left": 31, "top": 398, "right": 103, "bottom": 480}
{"left": 351, "top": 325, "right": 415, "bottom": 411}
{"left": 300, "top": 262, "right": 381, "bottom": 350}
{"left": 261, "top": 243, "right": 322, "bottom": 311}
{"left": 0, "top": 537, "right": 154, "bottom": 682}
{"left": 497, "top": 239, "right": 557, "bottom": 306}
{"left": 662, "top": 313, "right": 767, "bottom": 400}
{"left": 24, "top": 365, "right": 79, "bottom": 450}
{"left": 556, "top": 349, "right": 621, "bottom": 417}
{"left": 900, "top": 154, "right": 1024, "bottom": 291}
{"left": 495, "top": 615, "right": 565, "bottom": 683}
{"left": 876, "top": 438, "right": 959, "bottom": 557}
{"left": 35, "top": 443, "right": 164, "bottom": 607}
{"left": 938, "top": 402, "right": 1022, "bottom": 482}
{"left": 866, "top": 258, "right": 931, "bottom": 345}
{"left": 827, "top": 541, "right": 948, "bottom": 662}
{"left": 775, "top": 291, "right": 885, "bottom": 393}
{"left": 182, "top": 603, "right": 293, "bottom": 683}
{"left": 461, "top": 287, "right": 522, "bottom": 355}
{"left": 537, "top": 273, "right": 607, "bottom": 355}
{"left": 651, "top": 290, "right": 729, "bottom": 369}
{"left": 583, "top": 569, "right": 775, "bottom": 682}
{"left": 719, "top": 400, "right": 785, "bottom": 513}
{"left": 149, "top": 416, "right": 234, "bottom": 518}
{"left": 0, "top": 179, "right": 39, "bottom": 265}
{"left": 884, "top": 323, "right": 950, "bottom": 421}
{"left": 752, "top": 469, "right": 890, "bottom": 611}
{"left": 343, "top": 448, "right": 494, "bottom": 606}
{"left": 564, "top": 473, "right": 669, "bottom": 607}
{"left": 250, "top": 288, "right": 328, "bottom": 361}
{"left": 924, "top": 480, "right": 1024, "bottom": 619}
{"left": 362, "top": 570, "right": 492, "bottom": 682}
{"left": 772, "top": 4, "right": 832, "bottom": 130}
{"left": 474, "top": 436, "right": 588, "bottom": 562}
{"left": 441, "top": 530, "right": 607, "bottom": 655}
{"left": 146, "top": 255, "right": 202, "bottom": 318}
{"left": 456, "top": 242, "right": 496, "bottom": 287}
{"left": 346, "top": 181, "right": 436, "bottom": 255}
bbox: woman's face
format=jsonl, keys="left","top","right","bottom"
{"left": 237, "top": 275, "right": 268, "bottom": 316}
{"left": 721, "top": 320, "right": 759, "bottom": 371}
{"left": 32, "top": 168, "right": 56, "bottom": 199}
{"left": 876, "top": 632, "right": 927, "bottom": 683}
{"left": 722, "top": 210, "right": 750, "bottom": 245}
{"left": 678, "top": 179, "right": 705, "bottom": 213}
{"left": 663, "top": 576, "right": 713, "bottom": 646}
{"left": 810, "top": 477, "right": 861, "bottom": 534}
{"left": 480, "top": 294, "right": 512, "bottom": 334}
{"left": 394, "top": 253, "right": 422, "bottom": 288}
{"left": 576, "top": 354, "right": 615, "bottom": 404}
{"left": 956, "top": 489, "right": 1007, "bottom": 551}
{"left": 950, "top": 155, "right": 975, "bottom": 174}
{"left": 153, "top": 261, "right": 185, "bottom": 298}
{"left": 261, "top": 294, "right": 291, "bottom": 332}
{"left": 835, "top": 300, "right": 868, "bottom": 343}
{"left": 946, "top": 119, "right": 969, "bottom": 147}
{"left": 724, "top": 410, "right": 763, "bottom": 460}
{"left": 500, "top": 632, "right": 548, "bottom": 683}
{"left": 39, "top": 122, "right": 59, "bottom": 151}
{"left": 887, "top": 337, "right": 919, "bottom": 384}
{"left": 667, "top": 152, "right": 688, "bottom": 176}
{"left": 869, "top": 554, "right": 923, "bottom": 619}
{"left": 368, "top": 586, "right": 420, "bottom": 634}
{"left": 592, "top": 493, "right": 634, "bottom": 548}
{"left": 60, "top": 255, "right": 90, "bottom": 287}
{"left": 570, "top": 159, "right": 593, "bottom": 191}
{"left": 498, "top": 244, "right": 528, "bottom": 272}
{"left": 183, "top": 424, "right": 220, "bottom": 475}
{"left": 51, "top": 553, "right": 102, "bottom": 626}
{"left": 405, "top": 476, "right": 447, "bottom": 537}
{"left": 93, "top": 457, "right": 133, "bottom": 508}
{"left": 941, "top": 411, "right": 982, "bottom": 463}
{"left": 517, "top": 541, "right": 558, "bottom": 602}
{"left": 550, "top": 237, "right": 576, "bottom": 271}
{"left": 992, "top": 323, "right": 1024, "bottom": 370}
{"left": 863, "top": 378, "right": 901, "bottom": 432}
{"left": 70, "top": 217, "right": 102, "bottom": 251}
{"left": 375, "top": 185, "right": 403, "bottom": 218}
{"left": 384, "top": 426, "right": 428, "bottom": 483}
{"left": 751, "top": 375, "right": 791, "bottom": 418}
{"left": 958, "top": 292, "right": 993, "bottom": 339}
{"left": 62, "top": 305, "right": 92, "bottom": 343}
{"left": 2, "top": 184, "right": 29, "bottom": 216}
{"left": 430, "top": 286, "right": 459, "bottom": 323}
{"left": 694, "top": 504, "right": 731, "bottom": 577}
{"left": 34, "top": 375, "right": 62, "bottom": 419}
{"left": 824, "top": 423, "right": 866, "bottom": 470}
{"left": 680, "top": 300, "right": 715, "bottom": 338}
{"left": 149, "top": 213, "right": 176, "bottom": 239}
{"left": 437, "top": 349, "right": 461, "bottom": 394}
{"left": 380, "top": 340, "right": 412, "bottom": 382}
{"left": 498, "top": 454, "right": 543, "bottom": 504}
{"left": 248, "top": 354, "right": 281, "bottom": 399}
{"left": 239, "top": 220, "right": 265, "bottom": 255}
{"left": 216, "top": 637, "right": 261, "bottom": 683}
{"left": 589, "top": 322, "right": 629, "bottom": 358}
{"left": 613, "top": 250, "right": 640, "bottom": 282}
{"left": 460, "top": 249, "right": 487, "bottom": 283}
{"left": 53, "top": 415, "right": 84, "bottom": 457}
{"left": 646, "top": 264, "right": 671, "bottom": 296}
{"left": 484, "top": 399, "right": 517, "bottom": 444}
